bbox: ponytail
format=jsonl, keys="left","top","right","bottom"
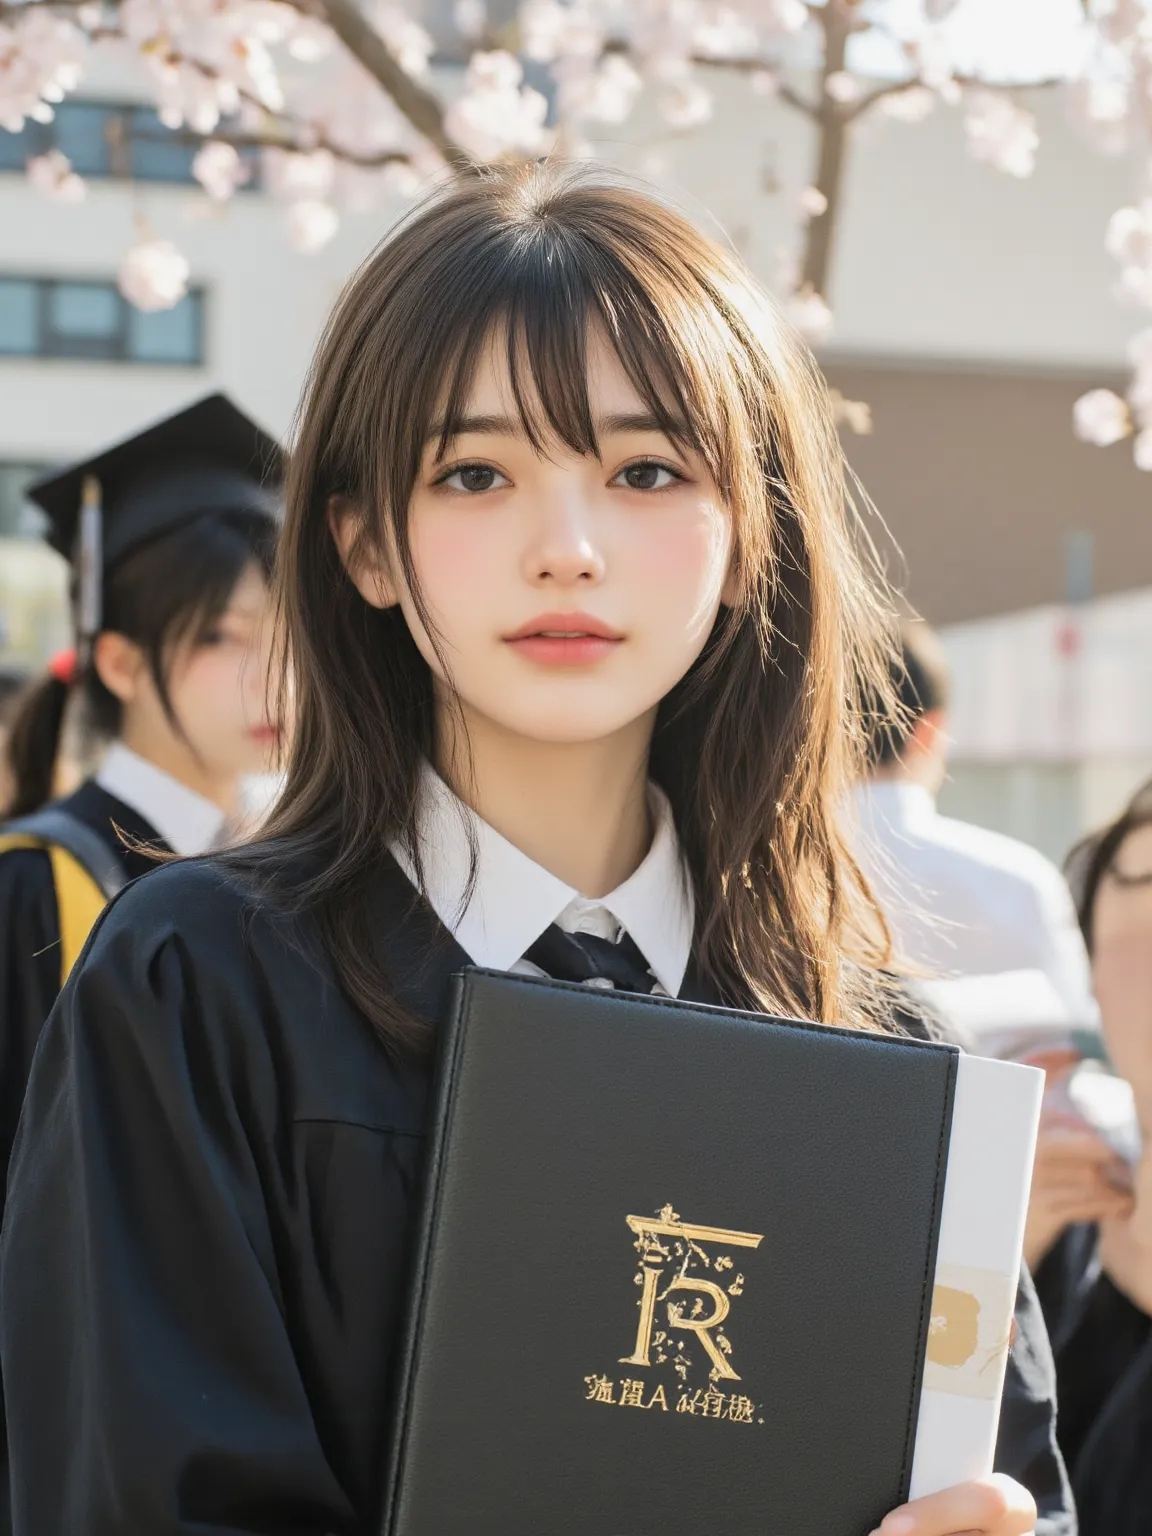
{"left": 4, "top": 652, "right": 75, "bottom": 818}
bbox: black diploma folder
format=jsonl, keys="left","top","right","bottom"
{"left": 382, "top": 968, "right": 961, "bottom": 1535}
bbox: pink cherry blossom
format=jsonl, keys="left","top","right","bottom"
{"left": 521, "top": 0, "right": 602, "bottom": 65}
{"left": 879, "top": 87, "right": 936, "bottom": 123}
{"left": 659, "top": 78, "right": 713, "bottom": 130}
{"left": 454, "top": 0, "right": 488, "bottom": 41}
{"left": 0, "top": 10, "right": 85, "bottom": 132}
{"left": 27, "top": 148, "right": 86, "bottom": 201}
{"left": 262, "top": 147, "right": 336, "bottom": 203}
{"left": 285, "top": 199, "right": 340, "bottom": 253}
{"left": 824, "top": 70, "right": 861, "bottom": 105}
{"left": 193, "top": 140, "right": 250, "bottom": 201}
{"left": 119, "top": 238, "right": 191, "bottom": 312}
{"left": 787, "top": 286, "right": 833, "bottom": 346}
{"left": 1072, "top": 389, "right": 1131, "bottom": 447}
{"left": 369, "top": 3, "right": 434, "bottom": 78}
{"left": 445, "top": 50, "right": 550, "bottom": 161}
{"left": 964, "top": 92, "right": 1038, "bottom": 178}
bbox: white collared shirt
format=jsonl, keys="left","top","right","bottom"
{"left": 391, "top": 763, "right": 695, "bottom": 997}
{"left": 851, "top": 780, "right": 1098, "bottom": 1028}
{"left": 95, "top": 743, "right": 226, "bottom": 858}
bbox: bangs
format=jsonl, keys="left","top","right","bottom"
{"left": 324, "top": 172, "right": 770, "bottom": 528}
{"left": 429, "top": 255, "right": 713, "bottom": 471}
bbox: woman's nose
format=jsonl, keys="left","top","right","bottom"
{"left": 523, "top": 492, "right": 606, "bottom": 587}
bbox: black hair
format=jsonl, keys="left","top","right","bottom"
{"left": 1066, "top": 778, "right": 1152, "bottom": 953}
{"left": 863, "top": 620, "right": 951, "bottom": 769}
{"left": 4, "top": 509, "right": 277, "bottom": 818}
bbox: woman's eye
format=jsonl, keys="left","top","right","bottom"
{"left": 440, "top": 464, "right": 508, "bottom": 493}
{"left": 613, "top": 460, "right": 682, "bottom": 491}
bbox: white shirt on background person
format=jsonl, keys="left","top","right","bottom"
{"left": 852, "top": 779, "right": 1098, "bottom": 1031}
{"left": 96, "top": 742, "right": 225, "bottom": 857}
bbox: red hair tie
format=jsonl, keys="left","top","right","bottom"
{"left": 48, "top": 648, "right": 77, "bottom": 687}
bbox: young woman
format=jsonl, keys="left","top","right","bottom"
{"left": 1, "top": 168, "right": 1064, "bottom": 1536}
{"left": 1033, "top": 782, "right": 1152, "bottom": 1536}
{"left": 0, "top": 393, "right": 281, "bottom": 1200}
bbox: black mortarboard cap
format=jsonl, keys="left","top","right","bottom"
{"left": 29, "top": 391, "right": 282, "bottom": 568}
{"left": 27, "top": 392, "right": 283, "bottom": 657}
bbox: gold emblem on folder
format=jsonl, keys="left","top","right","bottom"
{"left": 923, "top": 1262, "right": 1017, "bottom": 1401}
{"left": 582, "top": 1205, "right": 766, "bottom": 1427}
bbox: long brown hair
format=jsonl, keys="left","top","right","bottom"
{"left": 240, "top": 161, "right": 898, "bottom": 1052}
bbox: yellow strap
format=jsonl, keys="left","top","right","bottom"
{"left": 47, "top": 844, "right": 106, "bottom": 984}
{"left": 0, "top": 834, "right": 108, "bottom": 988}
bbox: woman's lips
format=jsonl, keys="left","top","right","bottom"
{"left": 503, "top": 613, "right": 623, "bottom": 667}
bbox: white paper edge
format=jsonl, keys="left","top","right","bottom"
{"left": 908, "top": 1053, "right": 1044, "bottom": 1501}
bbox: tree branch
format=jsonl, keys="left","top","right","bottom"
{"left": 2, "top": 0, "right": 467, "bottom": 168}
{"left": 687, "top": 55, "right": 818, "bottom": 118}
{"left": 164, "top": 123, "right": 412, "bottom": 169}
{"left": 776, "top": 81, "right": 820, "bottom": 120}
{"left": 293, "top": 0, "right": 466, "bottom": 165}
{"left": 849, "top": 70, "right": 1066, "bottom": 122}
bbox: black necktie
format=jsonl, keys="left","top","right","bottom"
{"left": 522, "top": 923, "right": 665, "bottom": 996}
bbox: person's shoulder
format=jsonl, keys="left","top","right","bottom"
{"left": 72, "top": 848, "right": 424, "bottom": 1132}
{"left": 0, "top": 831, "right": 57, "bottom": 915}
{"left": 926, "top": 811, "right": 1068, "bottom": 897}
{"left": 97, "top": 854, "right": 258, "bottom": 934}
{"left": 85, "top": 850, "right": 321, "bottom": 982}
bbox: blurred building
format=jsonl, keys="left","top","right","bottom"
{"left": 1, "top": 57, "right": 1148, "bottom": 854}
{"left": 936, "top": 588, "right": 1152, "bottom": 863}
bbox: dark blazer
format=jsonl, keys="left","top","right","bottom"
{"left": 1037, "top": 1223, "right": 1152, "bottom": 1536}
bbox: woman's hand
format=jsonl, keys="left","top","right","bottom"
{"left": 871, "top": 1473, "right": 1036, "bottom": 1536}
{"left": 1022, "top": 1113, "right": 1134, "bottom": 1270}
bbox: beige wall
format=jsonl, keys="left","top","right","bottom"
{"left": 826, "top": 360, "right": 1152, "bottom": 625}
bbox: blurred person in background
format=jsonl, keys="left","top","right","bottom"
{"left": 0, "top": 664, "right": 29, "bottom": 812}
{"left": 0, "top": 393, "right": 282, "bottom": 1209}
{"left": 1030, "top": 782, "right": 1152, "bottom": 1536}
{"left": 852, "top": 620, "right": 1097, "bottom": 1033}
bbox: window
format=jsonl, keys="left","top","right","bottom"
{"left": 129, "top": 107, "right": 201, "bottom": 183}
{"left": 0, "top": 101, "right": 258, "bottom": 187}
{"left": 0, "top": 278, "right": 204, "bottom": 365}
{"left": 0, "top": 462, "right": 49, "bottom": 538}
{"left": 0, "top": 280, "right": 38, "bottom": 354}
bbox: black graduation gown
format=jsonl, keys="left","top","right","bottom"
{"left": 0, "top": 778, "right": 169, "bottom": 1199}
{"left": 0, "top": 780, "right": 171, "bottom": 1536}
{"left": 1035, "top": 1224, "right": 1152, "bottom": 1536}
{"left": 0, "top": 855, "right": 1076, "bottom": 1535}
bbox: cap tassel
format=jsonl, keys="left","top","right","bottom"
{"left": 76, "top": 474, "right": 103, "bottom": 666}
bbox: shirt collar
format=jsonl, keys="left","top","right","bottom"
{"left": 391, "top": 762, "right": 696, "bottom": 997}
{"left": 853, "top": 780, "right": 937, "bottom": 831}
{"left": 95, "top": 743, "right": 226, "bottom": 857}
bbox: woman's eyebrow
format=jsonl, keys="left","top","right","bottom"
{"left": 426, "top": 410, "right": 682, "bottom": 443}
{"left": 599, "top": 411, "right": 680, "bottom": 435}
{"left": 425, "top": 413, "right": 521, "bottom": 442}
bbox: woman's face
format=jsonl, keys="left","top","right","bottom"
{"left": 166, "top": 563, "right": 281, "bottom": 784}
{"left": 1092, "top": 821, "right": 1152, "bottom": 1124}
{"left": 100, "top": 562, "right": 281, "bottom": 804}
{"left": 343, "top": 328, "right": 736, "bottom": 757}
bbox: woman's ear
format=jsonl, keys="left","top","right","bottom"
{"left": 328, "top": 495, "right": 400, "bottom": 611}
{"left": 92, "top": 632, "right": 145, "bottom": 705}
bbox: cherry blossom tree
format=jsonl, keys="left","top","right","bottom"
{"left": 3, "top": 0, "right": 1152, "bottom": 462}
